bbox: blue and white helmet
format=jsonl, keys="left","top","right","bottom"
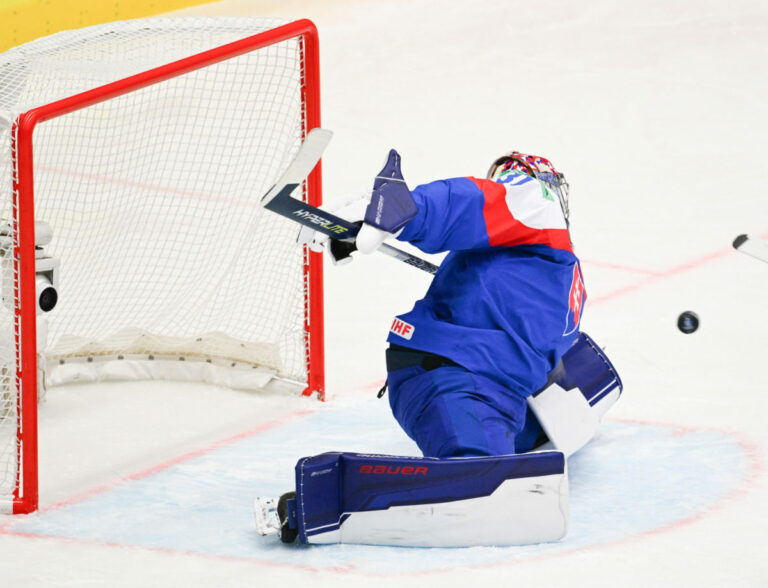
{"left": 487, "top": 151, "right": 570, "bottom": 223}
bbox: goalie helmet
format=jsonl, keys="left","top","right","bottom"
{"left": 487, "top": 151, "right": 570, "bottom": 223}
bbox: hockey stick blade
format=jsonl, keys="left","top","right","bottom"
{"left": 733, "top": 234, "right": 768, "bottom": 264}
{"left": 261, "top": 130, "right": 438, "bottom": 274}
{"left": 261, "top": 128, "right": 333, "bottom": 205}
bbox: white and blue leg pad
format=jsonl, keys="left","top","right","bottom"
{"left": 528, "top": 332, "right": 623, "bottom": 457}
{"left": 289, "top": 450, "right": 568, "bottom": 547}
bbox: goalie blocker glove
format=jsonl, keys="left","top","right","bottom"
{"left": 357, "top": 149, "right": 418, "bottom": 254}
{"left": 298, "top": 148, "right": 419, "bottom": 259}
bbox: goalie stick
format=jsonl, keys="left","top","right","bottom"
{"left": 261, "top": 128, "right": 438, "bottom": 275}
{"left": 733, "top": 234, "right": 768, "bottom": 264}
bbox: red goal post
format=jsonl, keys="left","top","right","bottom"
{"left": 0, "top": 18, "right": 325, "bottom": 514}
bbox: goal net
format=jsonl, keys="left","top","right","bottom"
{"left": 0, "top": 17, "right": 324, "bottom": 513}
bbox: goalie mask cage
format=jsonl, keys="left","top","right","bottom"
{"left": 0, "top": 17, "right": 324, "bottom": 514}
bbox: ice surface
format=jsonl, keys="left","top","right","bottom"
{"left": 3, "top": 404, "right": 754, "bottom": 574}
{"left": 1, "top": 0, "right": 767, "bottom": 586}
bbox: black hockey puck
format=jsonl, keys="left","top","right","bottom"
{"left": 677, "top": 311, "right": 699, "bottom": 334}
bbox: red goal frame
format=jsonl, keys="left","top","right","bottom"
{"left": 9, "top": 19, "right": 324, "bottom": 514}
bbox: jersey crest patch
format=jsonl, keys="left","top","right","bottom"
{"left": 390, "top": 317, "right": 415, "bottom": 340}
{"left": 563, "top": 263, "right": 586, "bottom": 336}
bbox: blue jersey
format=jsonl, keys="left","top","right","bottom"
{"left": 386, "top": 173, "right": 586, "bottom": 397}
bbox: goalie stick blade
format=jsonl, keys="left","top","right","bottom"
{"left": 261, "top": 127, "right": 333, "bottom": 205}
{"left": 261, "top": 126, "right": 359, "bottom": 240}
{"left": 260, "top": 129, "right": 439, "bottom": 275}
{"left": 733, "top": 234, "right": 768, "bottom": 264}
{"left": 265, "top": 190, "right": 361, "bottom": 241}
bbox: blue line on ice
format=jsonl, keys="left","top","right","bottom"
{"left": 8, "top": 399, "right": 750, "bottom": 573}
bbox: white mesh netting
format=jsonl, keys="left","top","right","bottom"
{"left": 0, "top": 17, "right": 317, "bottom": 503}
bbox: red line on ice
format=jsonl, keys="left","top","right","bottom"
{"left": 367, "top": 418, "right": 765, "bottom": 578}
{"left": 8, "top": 408, "right": 316, "bottom": 519}
{"left": 0, "top": 529, "right": 354, "bottom": 574}
{"left": 580, "top": 258, "right": 662, "bottom": 276}
{"left": 583, "top": 230, "right": 768, "bottom": 306}
{"left": 0, "top": 417, "right": 760, "bottom": 577}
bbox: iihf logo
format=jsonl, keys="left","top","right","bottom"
{"left": 390, "top": 318, "right": 415, "bottom": 340}
{"left": 563, "top": 263, "right": 586, "bottom": 336}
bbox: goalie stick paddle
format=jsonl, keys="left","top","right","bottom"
{"left": 262, "top": 128, "right": 438, "bottom": 275}
{"left": 733, "top": 234, "right": 768, "bottom": 264}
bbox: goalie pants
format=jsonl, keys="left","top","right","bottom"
{"left": 386, "top": 347, "right": 544, "bottom": 458}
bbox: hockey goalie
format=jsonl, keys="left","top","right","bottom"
{"left": 256, "top": 145, "right": 623, "bottom": 547}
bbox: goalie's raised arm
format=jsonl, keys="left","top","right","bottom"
{"left": 298, "top": 148, "right": 420, "bottom": 259}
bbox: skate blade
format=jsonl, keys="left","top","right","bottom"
{"left": 254, "top": 497, "right": 280, "bottom": 536}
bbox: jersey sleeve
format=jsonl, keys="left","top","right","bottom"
{"left": 397, "top": 176, "right": 572, "bottom": 254}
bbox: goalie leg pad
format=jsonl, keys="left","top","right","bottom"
{"left": 293, "top": 450, "right": 568, "bottom": 547}
{"left": 527, "top": 332, "right": 623, "bottom": 456}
